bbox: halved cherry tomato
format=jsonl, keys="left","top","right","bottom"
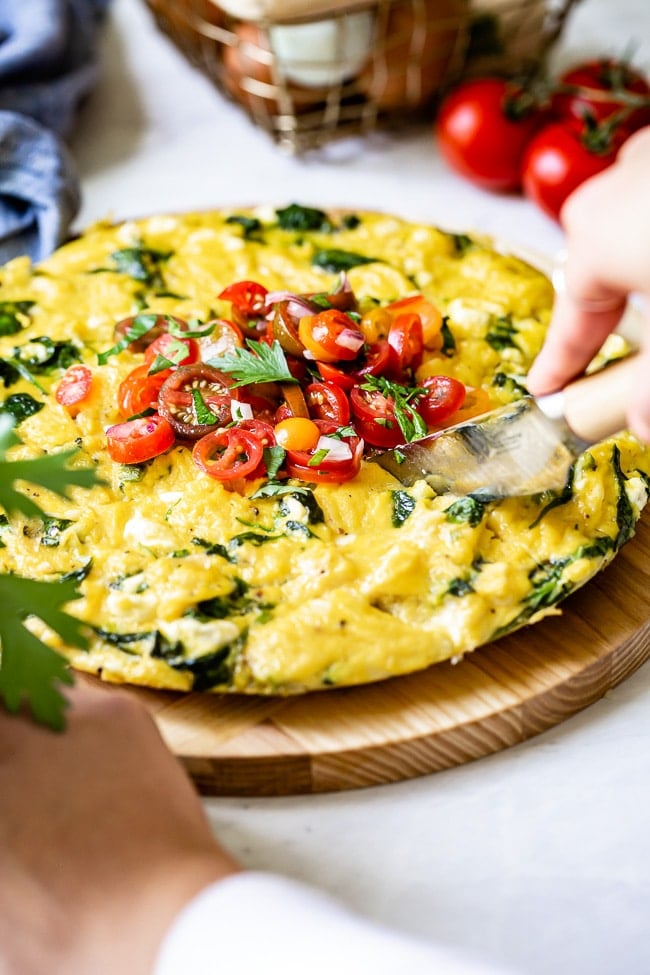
{"left": 118, "top": 364, "right": 171, "bottom": 418}
{"left": 271, "top": 300, "right": 307, "bottom": 358}
{"left": 387, "top": 312, "right": 424, "bottom": 379}
{"left": 385, "top": 295, "right": 443, "bottom": 347}
{"left": 284, "top": 420, "right": 363, "bottom": 484}
{"left": 358, "top": 307, "right": 392, "bottom": 344}
{"left": 143, "top": 332, "right": 200, "bottom": 370}
{"left": 198, "top": 319, "right": 244, "bottom": 360}
{"left": 158, "top": 363, "right": 236, "bottom": 440}
{"left": 106, "top": 414, "right": 175, "bottom": 464}
{"left": 218, "top": 280, "right": 268, "bottom": 317}
{"left": 114, "top": 314, "right": 188, "bottom": 352}
{"left": 238, "top": 418, "right": 277, "bottom": 447}
{"left": 349, "top": 386, "right": 403, "bottom": 448}
{"left": 349, "top": 340, "right": 392, "bottom": 382}
{"left": 55, "top": 364, "right": 93, "bottom": 416}
{"left": 417, "top": 375, "right": 466, "bottom": 426}
{"left": 298, "top": 310, "right": 365, "bottom": 363}
{"left": 304, "top": 380, "right": 351, "bottom": 425}
{"left": 192, "top": 427, "right": 264, "bottom": 481}
{"left": 428, "top": 385, "right": 493, "bottom": 430}
{"left": 274, "top": 416, "right": 321, "bottom": 451}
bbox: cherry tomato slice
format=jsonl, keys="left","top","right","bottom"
{"left": 106, "top": 414, "right": 175, "bottom": 464}
{"left": 192, "top": 427, "right": 264, "bottom": 481}
{"left": 349, "top": 386, "right": 403, "bottom": 448}
{"left": 387, "top": 312, "right": 424, "bottom": 379}
{"left": 218, "top": 280, "right": 268, "bottom": 317}
{"left": 428, "top": 385, "right": 493, "bottom": 431}
{"left": 143, "top": 333, "right": 200, "bottom": 370}
{"left": 385, "top": 295, "right": 443, "bottom": 347}
{"left": 55, "top": 364, "right": 93, "bottom": 416}
{"left": 118, "top": 364, "right": 171, "bottom": 419}
{"left": 274, "top": 416, "right": 321, "bottom": 451}
{"left": 158, "top": 364, "right": 236, "bottom": 440}
{"left": 271, "top": 300, "right": 307, "bottom": 358}
{"left": 304, "top": 380, "right": 351, "bottom": 425}
{"left": 298, "top": 310, "right": 365, "bottom": 363}
{"left": 284, "top": 420, "right": 363, "bottom": 484}
{"left": 417, "top": 375, "right": 466, "bottom": 426}
{"left": 113, "top": 314, "right": 189, "bottom": 353}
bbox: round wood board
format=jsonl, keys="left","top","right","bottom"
{"left": 102, "top": 509, "right": 650, "bottom": 796}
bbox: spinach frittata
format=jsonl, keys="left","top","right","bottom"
{"left": 1, "top": 205, "right": 648, "bottom": 693}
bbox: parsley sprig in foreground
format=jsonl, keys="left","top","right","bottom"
{"left": 0, "top": 415, "right": 99, "bottom": 729}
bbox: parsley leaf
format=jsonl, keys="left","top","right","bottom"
{"left": 208, "top": 339, "right": 296, "bottom": 387}
{"left": 0, "top": 416, "right": 100, "bottom": 519}
{"left": 0, "top": 574, "right": 88, "bottom": 729}
{"left": 360, "top": 375, "right": 427, "bottom": 443}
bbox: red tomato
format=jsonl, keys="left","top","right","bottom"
{"left": 55, "top": 364, "right": 93, "bottom": 415}
{"left": 304, "top": 381, "right": 351, "bottom": 425}
{"left": 192, "top": 427, "right": 265, "bottom": 481}
{"left": 113, "top": 314, "right": 188, "bottom": 352}
{"left": 521, "top": 120, "right": 625, "bottom": 220}
{"left": 552, "top": 59, "right": 650, "bottom": 131}
{"left": 157, "top": 364, "right": 235, "bottom": 440}
{"left": 298, "top": 310, "right": 365, "bottom": 363}
{"left": 387, "top": 312, "right": 424, "bottom": 379}
{"left": 106, "top": 414, "right": 175, "bottom": 464}
{"left": 417, "top": 375, "right": 466, "bottom": 426}
{"left": 385, "top": 295, "right": 443, "bottom": 347}
{"left": 284, "top": 420, "right": 363, "bottom": 484}
{"left": 218, "top": 280, "right": 268, "bottom": 317}
{"left": 118, "top": 364, "right": 171, "bottom": 418}
{"left": 143, "top": 332, "right": 200, "bottom": 370}
{"left": 349, "top": 386, "right": 403, "bottom": 448}
{"left": 436, "top": 78, "right": 544, "bottom": 192}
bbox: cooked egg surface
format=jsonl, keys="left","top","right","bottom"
{"left": 1, "top": 206, "right": 648, "bottom": 693}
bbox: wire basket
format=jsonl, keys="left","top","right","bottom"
{"left": 143, "top": 0, "right": 579, "bottom": 153}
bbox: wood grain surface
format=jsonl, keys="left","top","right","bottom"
{"left": 111, "top": 510, "right": 650, "bottom": 796}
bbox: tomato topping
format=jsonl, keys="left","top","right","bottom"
{"left": 118, "top": 364, "right": 171, "bottom": 418}
{"left": 106, "top": 414, "right": 175, "bottom": 464}
{"left": 349, "top": 386, "right": 403, "bottom": 448}
{"left": 298, "top": 310, "right": 365, "bottom": 363}
{"left": 386, "top": 312, "right": 424, "bottom": 379}
{"left": 284, "top": 421, "right": 363, "bottom": 484}
{"left": 55, "top": 364, "right": 93, "bottom": 415}
{"left": 271, "top": 300, "right": 307, "bottom": 358}
{"left": 274, "top": 416, "right": 321, "bottom": 451}
{"left": 192, "top": 427, "right": 265, "bottom": 481}
{"left": 218, "top": 280, "right": 268, "bottom": 317}
{"left": 358, "top": 307, "right": 392, "bottom": 344}
{"left": 197, "top": 319, "right": 244, "bottom": 360}
{"left": 428, "top": 385, "right": 493, "bottom": 430}
{"left": 158, "top": 363, "right": 236, "bottom": 440}
{"left": 114, "top": 314, "right": 189, "bottom": 352}
{"left": 385, "top": 295, "right": 443, "bottom": 347}
{"left": 305, "top": 380, "right": 351, "bottom": 425}
{"left": 416, "top": 375, "right": 466, "bottom": 426}
{"left": 279, "top": 381, "right": 310, "bottom": 418}
{"left": 143, "top": 333, "right": 200, "bottom": 371}
{"left": 316, "top": 360, "right": 356, "bottom": 391}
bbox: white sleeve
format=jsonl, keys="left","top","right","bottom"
{"left": 154, "top": 871, "right": 515, "bottom": 975}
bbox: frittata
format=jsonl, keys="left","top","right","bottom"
{"left": 1, "top": 204, "right": 648, "bottom": 694}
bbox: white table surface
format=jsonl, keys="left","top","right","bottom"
{"left": 71, "top": 2, "right": 650, "bottom": 972}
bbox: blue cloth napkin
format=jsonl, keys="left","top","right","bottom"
{"left": 0, "top": 0, "right": 111, "bottom": 265}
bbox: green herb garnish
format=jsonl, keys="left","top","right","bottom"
{"left": 208, "top": 339, "right": 296, "bottom": 387}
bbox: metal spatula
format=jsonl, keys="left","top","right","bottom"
{"left": 370, "top": 354, "right": 639, "bottom": 498}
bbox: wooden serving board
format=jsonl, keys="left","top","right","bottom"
{"left": 116, "top": 511, "right": 650, "bottom": 796}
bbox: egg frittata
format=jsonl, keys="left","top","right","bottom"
{"left": 1, "top": 205, "right": 648, "bottom": 694}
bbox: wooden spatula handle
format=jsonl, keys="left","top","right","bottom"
{"left": 562, "top": 354, "right": 639, "bottom": 443}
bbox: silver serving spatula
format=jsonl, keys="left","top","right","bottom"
{"left": 370, "top": 354, "right": 639, "bottom": 497}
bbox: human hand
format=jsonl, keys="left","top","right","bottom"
{"left": 526, "top": 126, "right": 650, "bottom": 442}
{"left": 0, "top": 680, "right": 239, "bottom": 975}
